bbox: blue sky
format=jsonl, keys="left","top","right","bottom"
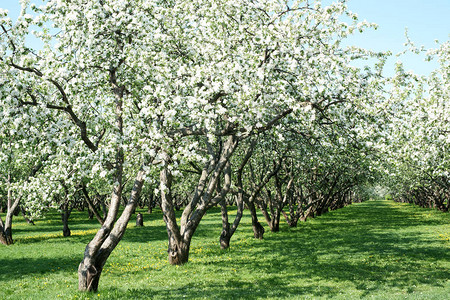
{"left": 341, "top": 0, "right": 450, "bottom": 76}
{"left": 1, "top": 0, "right": 449, "bottom": 76}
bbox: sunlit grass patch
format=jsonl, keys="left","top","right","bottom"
{"left": 15, "top": 228, "right": 100, "bottom": 243}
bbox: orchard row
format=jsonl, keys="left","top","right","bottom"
{"left": 0, "top": 0, "right": 448, "bottom": 292}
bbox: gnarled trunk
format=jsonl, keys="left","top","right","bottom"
{"left": 270, "top": 216, "right": 280, "bottom": 232}
{"left": 219, "top": 143, "right": 253, "bottom": 249}
{"left": 247, "top": 200, "right": 264, "bottom": 239}
{"left": 160, "top": 164, "right": 186, "bottom": 265}
{"left": 219, "top": 195, "right": 243, "bottom": 250}
{"left": 160, "top": 136, "right": 238, "bottom": 263}
{"left": 252, "top": 220, "right": 265, "bottom": 239}
{"left": 219, "top": 201, "right": 232, "bottom": 249}
{"left": 168, "top": 237, "right": 190, "bottom": 265}
{"left": 259, "top": 198, "right": 281, "bottom": 233}
{"left": 160, "top": 165, "right": 200, "bottom": 265}
{"left": 220, "top": 230, "right": 231, "bottom": 249}
{"left": 78, "top": 169, "right": 145, "bottom": 291}
{"left": 62, "top": 215, "right": 71, "bottom": 237}
{"left": 0, "top": 183, "right": 21, "bottom": 245}
{"left": 0, "top": 220, "right": 13, "bottom": 245}
{"left": 78, "top": 183, "right": 123, "bottom": 292}
{"left": 62, "top": 218, "right": 71, "bottom": 237}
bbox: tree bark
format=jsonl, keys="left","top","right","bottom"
{"left": 0, "top": 178, "right": 21, "bottom": 245}
{"left": 61, "top": 205, "right": 72, "bottom": 237}
{"left": 78, "top": 169, "right": 145, "bottom": 291}
{"left": 136, "top": 213, "right": 143, "bottom": 227}
{"left": 161, "top": 135, "right": 238, "bottom": 264}
{"left": 219, "top": 187, "right": 244, "bottom": 249}
{"left": 219, "top": 200, "right": 231, "bottom": 249}
{"left": 220, "top": 142, "right": 254, "bottom": 249}
{"left": 0, "top": 217, "right": 13, "bottom": 245}
{"left": 282, "top": 185, "right": 304, "bottom": 227}
{"left": 147, "top": 191, "right": 154, "bottom": 214}
{"left": 247, "top": 200, "right": 265, "bottom": 239}
{"left": 168, "top": 236, "right": 191, "bottom": 265}
{"left": 160, "top": 160, "right": 190, "bottom": 265}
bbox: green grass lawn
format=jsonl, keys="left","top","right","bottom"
{"left": 1, "top": 200, "right": 449, "bottom": 299}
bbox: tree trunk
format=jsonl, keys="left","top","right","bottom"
{"left": 282, "top": 211, "right": 298, "bottom": 227}
{"left": 100, "top": 200, "right": 108, "bottom": 219}
{"left": 168, "top": 237, "right": 190, "bottom": 265}
{"left": 61, "top": 208, "right": 71, "bottom": 237}
{"left": 161, "top": 137, "right": 239, "bottom": 263}
{"left": 446, "top": 193, "right": 450, "bottom": 212}
{"left": 219, "top": 195, "right": 244, "bottom": 249}
{"left": 219, "top": 199, "right": 231, "bottom": 249}
{"left": 259, "top": 200, "right": 276, "bottom": 232}
{"left": 0, "top": 184, "right": 21, "bottom": 245}
{"left": 0, "top": 218, "right": 13, "bottom": 245}
{"left": 220, "top": 231, "right": 231, "bottom": 249}
{"left": 63, "top": 225, "right": 71, "bottom": 237}
{"left": 59, "top": 184, "right": 73, "bottom": 237}
{"left": 270, "top": 212, "right": 280, "bottom": 232}
{"left": 160, "top": 164, "right": 189, "bottom": 265}
{"left": 218, "top": 163, "right": 244, "bottom": 250}
{"left": 78, "top": 169, "right": 145, "bottom": 292}
{"left": 219, "top": 142, "right": 253, "bottom": 250}
{"left": 0, "top": 230, "right": 13, "bottom": 245}
{"left": 247, "top": 200, "right": 264, "bottom": 239}
{"left": 136, "top": 213, "right": 143, "bottom": 227}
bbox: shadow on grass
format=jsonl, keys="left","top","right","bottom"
{"left": 0, "top": 256, "right": 81, "bottom": 281}
{"left": 104, "top": 278, "right": 342, "bottom": 299}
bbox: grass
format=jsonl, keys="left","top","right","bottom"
{"left": 1, "top": 200, "right": 449, "bottom": 299}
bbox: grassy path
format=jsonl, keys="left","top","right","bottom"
{"left": 1, "top": 200, "right": 449, "bottom": 299}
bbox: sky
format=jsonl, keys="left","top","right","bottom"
{"left": 341, "top": 0, "right": 450, "bottom": 76}
{"left": 1, "top": 0, "right": 449, "bottom": 76}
